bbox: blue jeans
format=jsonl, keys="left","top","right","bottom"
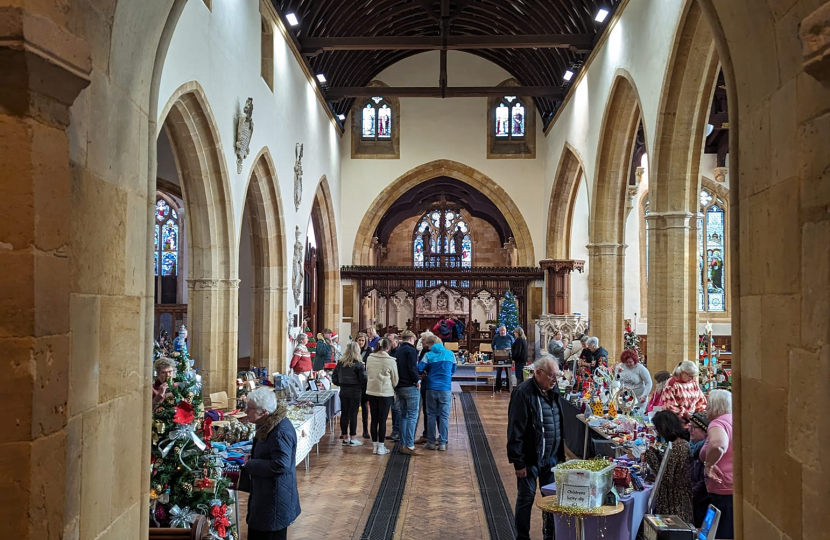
{"left": 515, "top": 464, "right": 555, "bottom": 540}
{"left": 390, "top": 394, "right": 401, "bottom": 437}
{"left": 396, "top": 386, "right": 420, "bottom": 448}
{"left": 426, "top": 390, "right": 451, "bottom": 445}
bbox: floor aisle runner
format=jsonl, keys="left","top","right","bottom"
{"left": 360, "top": 443, "right": 410, "bottom": 540}
{"left": 460, "top": 393, "right": 517, "bottom": 540}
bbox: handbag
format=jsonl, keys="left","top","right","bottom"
{"left": 494, "top": 349, "right": 510, "bottom": 363}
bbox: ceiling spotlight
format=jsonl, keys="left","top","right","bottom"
{"left": 285, "top": 13, "right": 299, "bottom": 27}
{"left": 563, "top": 70, "right": 574, "bottom": 81}
{"left": 595, "top": 8, "right": 609, "bottom": 23}
{"left": 316, "top": 73, "right": 327, "bottom": 83}
{"left": 337, "top": 114, "right": 346, "bottom": 121}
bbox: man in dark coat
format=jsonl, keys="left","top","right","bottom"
{"left": 507, "top": 356, "right": 566, "bottom": 540}
{"left": 242, "top": 388, "right": 301, "bottom": 540}
{"left": 393, "top": 330, "right": 421, "bottom": 455}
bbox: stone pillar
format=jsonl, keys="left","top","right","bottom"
{"left": 0, "top": 8, "right": 90, "bottom": 539}
{"left": 646, "top": 211, "right": 697, "bottom": 374}
{"left": 187, "top": 279, "right": 240, "bottom": 397}
{"left": 539, "top": 259, "right": 585, "bottom": 315}
{"left": 251, "top": 285, "right": 284, "bottom": 374}
{"left": 586, "top": 243, "right": 626, "bottom": 364}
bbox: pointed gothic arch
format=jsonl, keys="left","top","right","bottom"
{"left": 241, "top": 148, "right": 288, "bottom": 373}
{"left": 589, "top": 71, "right": 646, "bottom": 364}
{"left": 310, "top": 176, "right": 341, "bottom": 331}
{"left": 352, "top": 159, "right": 536, "bottom": 267}
{"left": 546, "top": 142, "right": 586, "bottom": 259}
{"left": 160, "top": 81, "right": 237, "bottom": 396}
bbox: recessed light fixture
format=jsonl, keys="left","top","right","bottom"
{"left": 563, "top": 70, "right": 574, "bottom": 81}
{"left": 316, "top": 73, "right": 327, "bottom": 83}
{"left": 285, "top": 13, "right": 299, "bottom": 27}
{"left": 337, "top": 114, "right": 346, "bottom": 121}
{"left": 595, "top": 8, "right": 609, "bottom": 23}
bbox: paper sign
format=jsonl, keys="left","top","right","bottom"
{"left": 559, "top": 484, "right": 591, "bottom": 506}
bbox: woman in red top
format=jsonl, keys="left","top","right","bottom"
{"left": 290, "top": 334, "right": 312, "bottom": 389}
{"left": 662, "top": 360, "right": 707, "bottom": 421}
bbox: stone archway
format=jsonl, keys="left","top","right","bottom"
{"left": 589, "top": 71, "right": 645, "bottom": 363}
{"left": 311, "top": 176, "right": 341, "bottom": 331}
{"left": 242, "top": 148, "right": 288, "bottom": 374}
{"left": 353, "top": 160, "right": 536, "bottom": 267}
{"left": 547, "top": 142, "right": 586, "bottom": 259}
{"left": 647, "top": 1, "right": 719, "bottom": 373}
{"left": 160, "top": 81, "right": 237, "bottom": 397}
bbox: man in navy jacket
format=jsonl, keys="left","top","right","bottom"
{"left": 393, "top": 331, "right": 421, "bottom": 455}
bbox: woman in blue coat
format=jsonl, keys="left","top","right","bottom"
{"left": 241, "top": 387, "right": 301, "bottom": 540}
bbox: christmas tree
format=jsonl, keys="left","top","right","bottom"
{"left": 150, "top": 344, "right": 236, "bottom": 538}
{"left": 623, "top": 323, "right": 644, "bottom": 366}
{"left": 498, "top": 290, "right": 520, "bottom": 333}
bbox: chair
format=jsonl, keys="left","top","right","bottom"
{"left": 444, "top": 342, "right": 459, "bottom": 352}
{"left": 474, "top": 366, "right": 495, "bottom": 394}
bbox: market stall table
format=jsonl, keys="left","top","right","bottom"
{"left": 536, "top": 494, "right": 624, "bottom": 540}
{"left": 540, "top": 482, "right": 653, "bottom": 540}
{"left": 295, "top": 389, "right": 341, "bottom": 436}
{"left": 292, "top": 405, "right": 327, "bottom": 469}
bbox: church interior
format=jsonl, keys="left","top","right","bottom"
{"left": 2, "top": 0, "right": 829, "bottom": 539}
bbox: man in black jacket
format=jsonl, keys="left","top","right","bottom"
{"left": 507, "top": 356, "right": 566, "bottom": 540}
{"left": 393, "top": 330, "right": 421, "bottom": 455}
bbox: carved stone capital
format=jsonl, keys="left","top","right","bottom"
{"left": 801, "top": 3, "right": 830, "bottom": 87}
{"left": 713, "top": 167, "right": 728, "bottom": 183}
{"left": 645, "top": 211, "right": 695, "bottom": 230}
{"left": 586, "top": 243, "right": 627, "bottom": 257}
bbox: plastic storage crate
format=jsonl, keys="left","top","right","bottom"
{"left": 553, "top": 460, "right": 616, "bottom": 509}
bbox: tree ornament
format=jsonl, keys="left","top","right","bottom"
{"left": 182, "top": 482, "right": 193, "bottom": 494}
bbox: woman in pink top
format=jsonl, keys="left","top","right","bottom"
{"left": 700, "top": 389, "right": 733, "bottom": 539}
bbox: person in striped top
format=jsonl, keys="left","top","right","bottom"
{"left": 662, "top": 360, "right": 707, "bottom": 421}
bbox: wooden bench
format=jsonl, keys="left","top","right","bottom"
{"left": 149, "top": 515, "right": 211, "bottom": 540}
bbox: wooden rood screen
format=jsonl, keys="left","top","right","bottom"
{"left": 341, "top": 266, "right": 543, "bottom": 350}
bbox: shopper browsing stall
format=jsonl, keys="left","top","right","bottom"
{"left": 511, "top": 327, "right": 529, "bottom": 384}
{"left": 365, "top": 338, "right": 399, "bottom": 455}
{"left": 418, "top": 334, "right": 456, "bottom": 451}
{"left": 663, "top": 360, "right": 707, "bottom": 420}
{"left": 356, "top": 333, "right": 372, "bottom": 439}
{"left": 700, "top": 389, "right": 734, "bottom": 539}
{"left": 289, "top": 334, "right": 312, "bottom": 389}
{"left": 332, "top": 342, "right": 367, "bottom": 446}
{"left": 645, "top": 410, "right": 694, "bottom": 524}
{"left": 647, "top": 370, "right": 672, "bottom": 413}
{"left": 614, "top": 349, "right": 653, "bottom": 404}
{"left": 393, "top": 331, "right": 421, "bottom": 455}
{"left": 689, "top": 412, "right": 711, "bottom": 527}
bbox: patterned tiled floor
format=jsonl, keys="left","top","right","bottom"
{"left": 237, "top": 392, "right": 572, "bottom": 539}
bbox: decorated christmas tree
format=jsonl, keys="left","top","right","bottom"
{"left": 623, "top": 323, "right": 644, "bottom": 366}
{"left": 150, "top": 341, "right": 236, "bottom": 538}
{"left": 498, "top": 290, "right": 520, "bottom": 333}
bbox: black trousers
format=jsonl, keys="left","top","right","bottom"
{"left": 368, "top": 395, "right": 394, "bottom": 442}
{"left": 339, "top": 388, "right": 361, "bottom": 436}
{"left": 361, "top": 389, "right": 370, "bottom": 435}
{"left": 515, "top": 362, "right": 526, "bottom": 383}
{"left": 709, "top": 493, "right": 734, "bottom": 539}
{"left": 495, "top": 365, "right": 511, "bottom": 391}
{"left": 248, "top": 528, "right": 287, "bottom": 540}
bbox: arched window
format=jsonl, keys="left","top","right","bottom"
{"left": 155, "top": 196, "right": 179, "bottom": 277}
{"left": 494, "top": 96, "right": 525, "bottom": 139}
{"left": 698, "top": 188, "right": 727, "bottom": 312}
{"left": 361, "top": 96, "right": 392, "bottom": 140}
{"left": 412, "top": 205, "right": 472, "bottom": 269}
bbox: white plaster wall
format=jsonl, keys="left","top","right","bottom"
{"left": 157, "top": 0, "right": 342, "bottom": 360}
{"left": 570, "top": 175, "right": 590, "bottom": 316}
{"left": 339, "top": 51, "right": 548, "bottom": 265}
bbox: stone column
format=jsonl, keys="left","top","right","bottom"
{"left": 251, "top": 285, "right": 285, "bottom": 375}
{"left": 586, "top": 243, "right": 626, "bottom": 364}
{"left": 0, "top": 8, "right": 90, "bottom": 539}
{"left": 646, "top": 211, "right": 697, "bottom": 374}
{"left": 187, "top": 279, "right": 240, "bottom": 397}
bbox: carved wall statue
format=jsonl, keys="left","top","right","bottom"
{"left": 292, "top": 226, "right": 304, "bottom": 306}
{"left": 235, "top": 97, "right": 254, "bottom": 174}
{"left": 294, "top": 143, "right": 304, "bottom": 211}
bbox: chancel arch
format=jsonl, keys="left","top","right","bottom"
{"left": 239, "top": 148, "right": 287, "bottom": 374}
{"left": 588, "top": 71, "right": 646, "bottom": 364}
{"left": 647, "top": 1, "right": 719, "bottom": 372}
{"left": 160, "top": 81, "right": 237, "bottom": 396}
{"left": 352, "top": 159, "right": 536, "bottom": 267}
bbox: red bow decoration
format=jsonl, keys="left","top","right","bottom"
{"left": 173, "top": 401, "right": 195, "bottom": 425}
{"left": 211, "top": 506, "right": 230, "bottom": 537}
{"left": 210, "top": 504, "right": 227, "bottom": 518}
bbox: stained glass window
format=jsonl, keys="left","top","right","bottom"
{"left": 412, "top": 205, "right": 473, "bottom": 269}
{"left": 362, "top": 97, "right": 393, "bottom": 141}
{"left": 362, "top": 104, "right": 376, "bottom": 138}
{"left": 154, "top": 194, "right": 180, "bottom": 278}
{"left": 698, "top": 189, "right": 727, "bottom": 313}
{"left": 495, "top": 96, "right": 526, "bottom": 140}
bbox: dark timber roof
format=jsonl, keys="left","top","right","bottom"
{"left": 273, "top": 0, "right": 622, "bottom": 127}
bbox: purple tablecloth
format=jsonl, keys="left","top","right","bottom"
{"left": 540, "top": 482, "right": 653, "bottom": 540}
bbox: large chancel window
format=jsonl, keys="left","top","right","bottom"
{"left": 155, "top": 197, "right": 179, "bottom": 277}
{"left": 698, "top": 190, "right": 726, "bottom": 312}
{"left": 362, "top": 96, "right": 392, "bottom": 140}
{"left": 413, "top": 208, "right": 472, "bottom": 269}
{"left": 494, "top": 96, "right": 525, "bottom": 139}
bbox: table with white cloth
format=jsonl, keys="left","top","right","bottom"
{"left": 294, "top": 389, "right": 341, "bottom": 434}
{"left": 291, "top": 406, "right": 327, "bottom": 469}
{"left": 540, "top": 481, "right": 654, "bottom": 540}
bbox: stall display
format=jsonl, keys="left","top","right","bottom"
{"left": 553, "top": 460, "right": 616, "bottom": 509}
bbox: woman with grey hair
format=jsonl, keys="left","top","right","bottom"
{"left": 700, "top": 389, "right": 733, "bottom": 538}
{"left": 241, "top": 387, "right": 300, "bottom": 540}
{"left": 663, "top": 360, "right": 707, "bottom": 420}
{"left": 152, "top": 357, "right": 177, "bottom": 407}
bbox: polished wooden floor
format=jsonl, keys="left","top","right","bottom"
{"left": 238, "top": 392, "right": 569, "bottom": 539}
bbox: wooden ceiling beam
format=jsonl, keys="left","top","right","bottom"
{"left": 300, "top": 34, "right": 594, "bottom": 54}
{"left": 325, "top": 86, "right": 566, "bottom": 100}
